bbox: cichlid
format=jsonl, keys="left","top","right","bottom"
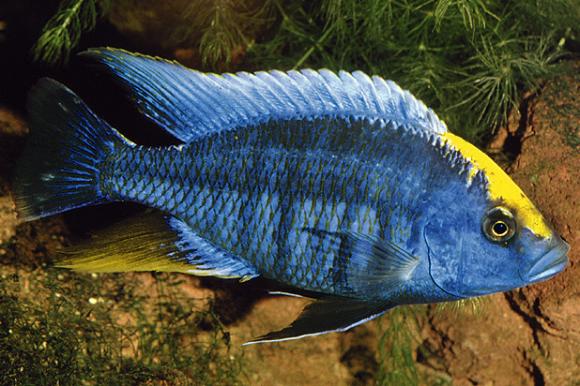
{"left": 14, "top": 48, "right": 569, "bottom": 344}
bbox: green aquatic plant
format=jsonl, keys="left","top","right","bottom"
{"left": 376, "top": 307, "right": 423, "bottom": 386}
{"left": 452, "top": 33, "right": 561, "bottom": 132}
{"left": 32, "top": 0, "right": 110, "bottom": 66}
{"left": 433, "top": 0, "right": 496, "bottom": 32}
{"left": 0, "top": 269, "right": 243, "bottom": 385}
{"left": 375, "top": 306, "right": 451, "bottom": 385}
{"left": 539, "top": 65, "right": 580, "bottom": 149}
{"left": 245, "top": 0, "right": 576, "bottom": 140}
{"left": 171, "top": 0, "right": 273, "bottom": 67}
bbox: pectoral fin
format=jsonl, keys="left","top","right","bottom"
{"left": 304, "top": 228, "right": 420, "bottom": 293}
{"left": 345, "top": 231, "right": 420, "bottom": 285}
{"left": 244, "top": 298, "right": 394, "bottom": 344}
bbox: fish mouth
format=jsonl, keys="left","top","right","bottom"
{"left": 523, "top": 240, "right": 569, "bottom": 283}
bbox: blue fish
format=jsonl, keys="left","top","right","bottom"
{"left": 13, "top": 48, "right": 569, "bottom": 344}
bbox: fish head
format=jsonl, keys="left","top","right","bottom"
{"left": 423, "top": 133, "right": 569, "bottom": 299}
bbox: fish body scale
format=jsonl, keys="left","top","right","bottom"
{"left": 101, "top": 117, "right": 463, "bottom": 297}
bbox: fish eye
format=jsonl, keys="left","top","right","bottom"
{"left": 483, "top": 207, "right": 516, "bottom": 243}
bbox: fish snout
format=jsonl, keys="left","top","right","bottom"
{"left": 521, "top": 237, "right": 569, "bottom": 284}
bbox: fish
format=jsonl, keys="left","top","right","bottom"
{"left": 13, "top": 48, "right": 569, "bottom": 344}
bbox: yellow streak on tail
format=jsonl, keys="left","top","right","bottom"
{"left": 57, "top": 213, "right": 195, "bottom": 273}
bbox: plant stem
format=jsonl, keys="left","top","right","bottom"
{"left": 293, "top": 23, "right": 336, "bottom": 70}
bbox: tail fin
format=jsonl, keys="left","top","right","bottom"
{"left": 13, "top": 78, "right": 132, "bottom": 221}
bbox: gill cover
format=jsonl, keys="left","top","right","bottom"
{"left": 424, "top": 217, "right": 524, "bottom": 298}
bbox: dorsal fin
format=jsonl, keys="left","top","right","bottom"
{"left": 80, "top": 48, "right": 448, "bottom": 143}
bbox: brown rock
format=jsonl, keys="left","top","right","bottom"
{"left": 506, "top": 69, "right": 580, "bottom": 385}
{"left": 0, "top": 107, "right": 26, "bottom": 245}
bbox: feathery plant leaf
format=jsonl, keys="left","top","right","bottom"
{"left": 376, "top": 300, "right": 486, "bottom": 385}
{"left": 199, "top": 3, "right": 246, "bottom": 66}
{"left": 173, "top": 0, "right": 274, "bottom": 68}
{"left": 510, "top": 0, "right": 580, "bottom": 38}
{"left": 376, "top": 307, "right": 423, "bottom": 386}
{"left": 33, "top": 0, "right": 110, "bottom": 66}
{"left": 434, "top": 0, "right": 498, "bottom": 32}
{"left": 452, "top": 33, "right": 561, "bottom": 131}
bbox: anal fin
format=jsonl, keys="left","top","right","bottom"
{"left": 58, "top": 212, "right": 259, "bottom": 281}
{"left": 244, "top": 298, "right": 394, "bottom": 344}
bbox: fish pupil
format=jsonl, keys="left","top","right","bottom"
{"left": 492, "top": 221, "right": 508, "bottom": 236}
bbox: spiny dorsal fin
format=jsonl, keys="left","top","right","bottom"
{"left": 80, "top": 48, "right": 447, "bottom": 143}
{"left": 58, "top": 212, "right": 259, "bottom": 281}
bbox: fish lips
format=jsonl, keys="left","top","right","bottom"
{"left": 454, "top": 236, "right": 570, "bottom": 297}
{"left": 520, "top": 238, "right": 569, "bottom": 284}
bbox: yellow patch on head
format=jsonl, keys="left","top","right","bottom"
{"left": 441, "top": 132, "right": 552, "bottom": 238}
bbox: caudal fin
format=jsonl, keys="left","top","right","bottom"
{"left": 13, "top": 78, "right": 131, "bottom": 221}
